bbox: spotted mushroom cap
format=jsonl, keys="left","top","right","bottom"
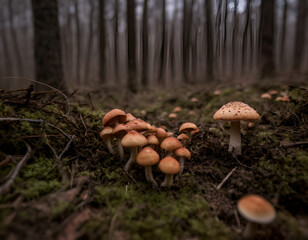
{"left": 237, "top": 194, "right": 276, "bottom": 224}
{"left": 160, "top": 137, "right": 182, "bottom": 151}
{"left": 136, "top": 147, "right": 160, "bottom": 166}
{"left": 213, "top": 101, "right": 260, "bottom": 121}
{"left": 102, "top": 109, "right": 126, "bottom": 126}
{"left": 158, "top": 156, "right": 181, "bottom": 175}
{"left": 121, "top": 130, "right": 148, "bottom": 148}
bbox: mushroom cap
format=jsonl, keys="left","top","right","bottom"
{"left": 160, "top": 137, "right": 182, "bottom": 151}
{"left": 261, "top": 93, "right": 271, "bottom": 99}
{"left": 126, "top": 119, "right": 150, "bottom": 132}
{"left": 159, "top": 156, "right": 181, "bottom": 174}
{"left": 147, "top": 135, "right": 159, "bottom": 145}
{"left": 213, "top": 101, "right": 260, "bottom": 121}
{"left": 269, "top": 90, "right": 278, "bottom": 95}
{"left": 102, "top": 109, "right": 126, "bottom": 126}
{"left": 175, "top": 147, "right": 191, "bottom": 160}
{"left": 177, "top": 133, "right": 189, "bottom": 141}
{"left": 126, "top": 113, "right": 136, "bottom": 121}
{"left": 100, "top": 126, "right": 113, "bottom": 140}
{"left": 156, "top": 127, "right": 167, "bottom": 139}
{"left": 173, "top": 107, "right": 182, "bottom": 113}
{"left": 276, "top": 96, "right": 290, "bottom": 102}
{"left": 237, "top": 194, "right": 276, "bottom": 224}
{"left": 113, "top": 124, "right": 129, "bottom": 137}
{"left": 190, "top": 97, "right": 199, "bottom": 102}
{"left": 169, "top": 113, "right": 177, "bottom": 119}
{"left": 166, "top": 132, "right": 174, "bottom": 137}
{"left": 136, "top": 147, "right": 160, "bottom": 166}
{"left": 121, "top": 130, "right": 148, "bottom": 148}
{"left": 179, "top": 122, "right": 198, "bottom": 132}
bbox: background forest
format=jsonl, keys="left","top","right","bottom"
{"left": 0, "top": 0, "right": 307, "bottom": 91}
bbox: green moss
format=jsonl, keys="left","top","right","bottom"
{"left": 22, "top": 157, "right": 57, "bottom": 180}
{"left": 51, "top": 201, "right": 73, "bottom": 219}
{"left": 77, "top": 171, "right": 97, "bottom": 179}
{"left": 0, "top": 101, "right": 14, "bottom": 116}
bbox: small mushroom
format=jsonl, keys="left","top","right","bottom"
{"left": 158, "top": 156, "right": 180, "bottom": 188}
{"left": 179, "top": 122, "right": 198, "bottom": 140}
{"left": 121, "top": 130, "right": 148, "bottom": 171}
{"left": 160, "top": 137, "right": 182, "bottom": 156}
{"left": 213, "top": 101, "right": 260, "bottom": 156}
{"left": 237, "top": 194, "right": 276, "bottom": 239}
{"left": 136, "top": 147, "right": 160, "bottom": 187}
{"left": 173, "top": 107, "right": 182, "bottom": 113}
{"left": 112, "top": 124, "right": 130, "bottom": 161}
{"left": 102, "top": 109, "right": 126, "bottom": 127}
{"left": 261, "top": 93, "right": 271, "bottom": 99}
{"left": 174, "top": 147, "right": 191, "bottom": 178}
{"left": 100, "top": 126, "right": 115, "bottom": 154}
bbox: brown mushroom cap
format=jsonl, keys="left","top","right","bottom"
{"left": 147, "top": 135, "right": 159, "bottom": 145}
{"left": 269, "top": 90, "right": 278, "bottom": 95}
{"left": 179, "top": 122, "right": 198, "bottom": 132}
{"left": 100, "top": 126, "right": 113, "bottom": 140}
{"left": 102, "top": 109, "right": 126, "bottom": 126}
{"left": 160, "top": 137, "right": 182, "bottom": 151}
{"left": 126, "top": 119, "right": 150, "bottom": 132}
{"left": 213, "top": 101, "right": 261, "bottom": 121}
{"left": 169, "top": 113, "right": 177, "bottom": 119}
{"left": 113, "top": 124, "right": 129, "bottom": 137}
{"left": 175, "top": 147, "right": 191, "bottom": 160}
{"left": 190, "top": 97, "right": 199, "bottom": 102}
{"left": 177, "top": 133, "right": 189, "bottom": 141}
{"left": 261, "top": 93, "right": 271, "bottom": 99}
{"left": 121, "top": 130, "right": 148, "bottom": 148}
{"left": 126, "top": 113, "right": 136, "bottom": 122}
{"left": 237, "top": 195, "right": 276, "bottom": 224}
{"left": 173, "top": 107, "right": 182, "bottom": 113}
{"left": 156, "top": 127, "right": 167, "bottom": 139}
{"left": 136, "top": 147, "right": 160, "bottom": 166}
{"left": 159, "top": 156, "right": 181, "bottom": 174}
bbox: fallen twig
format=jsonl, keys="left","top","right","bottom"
{"left": 0, "top": 155, "right": 12, "bottom": 167}
{"left": 216, "top": 167, "right": 237, "bottom": 190}
{"left": 0, "top": 117, "right": 71, "bottom": 139}
{"left": 0, "top": 142, "right": 32, "bottom": 196}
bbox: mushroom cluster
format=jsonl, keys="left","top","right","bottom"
{"left": 100, "top": 109, "right": 199, "bottom": 188}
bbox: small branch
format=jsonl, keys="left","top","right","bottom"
{"left": 216, "top": 167, "right": 237, "bottom": 190}
{"left": 0, "top": 155, "right": 12, "bottom": 167}
{"left": 280, "top": 141, "right": 308, "bottom": 148}
{"left": 0, "top": 142, "right": 32, "bottom": 196}
{"left": 122, "top": 169, "right": 137, "bottom": 184}
{"left": 0, "top": 117, "right": 71, "bottom": 139}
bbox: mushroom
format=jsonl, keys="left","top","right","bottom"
{"left": 102, "top": 109, "right": 126, "bottom": 127}
{"left": 268, "top": 90, "right": 278, "bottom": 95}
{"left": 158, "top": 156, "right": 180, "bottom": 188}
{"left": 177, "top": 133, "right": 189, "bottom": 147}
{"left": 169, "top": 113, "right": 177, "bottom": 119}
{"left": 136, "top": 147, "right": 160, "bottom": 187}
{"left": 179, "top": 122, "right": 198, "bottom": 140}
{"left": 125, "top": 113, "right": 136, "bottom": 121}
{"left": 237, "top": 194, "right": 276, "bottom": 239}
{"left": 155, "top": 127, "right": 167, "bottom": 142}
{"left": 100, "top": 126, "right": 115, "bottom": 154}
{"left": 112, "top": 123, "right": 130, "bottom": 161}
{"left": 213, "top": 101, "right": 260, "bottom": 156}
{"left": 160, "top": 137, "right": 182, "bottom": 156}
{"left": 174, "top": 147, "right": 191, "bottom": 178}
{"left": 261, "top": 93, "right": 271, "bottom": 99}
{"left": 173, "top": 107, "right": 182, "bottom": 113}
{"left": 121, "top": 130, "right": 148, "bottom": 171}
{"left": 147, "top": 135, "right": 159, "bottom": 148}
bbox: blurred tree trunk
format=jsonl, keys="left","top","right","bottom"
{"left": 85, "top": 0, "right": 95, "bottom": 82}
{"left": 241, "top": 0, "right": 251, "bottom": 74}
{"left": 215, "top": 0, "right": 222, "bottom": 75}
{"left": 0, "top": 9, "right": 12, "bottom": 76}
{"left": 259, "top": 0, "right": 275, "bottom": 78}
{"left": 8, "top": 0, "right": 23, "bottom": 76}
{"left": 158, "top": 0, "right": 166, "bottom": 84}
{"left": 170, "top": 8, "right": 177, "bottom": 82}
{"left": 205, "top": 0, "right": 214, "bottom": 81}
{"left": 127, "top": 0, "right": 137, "bottom": 93}
{"left": 222, "top": 0, "right": 228, "bottom": 75}
{"left": 293, "top": 0, "right": 307, "bottom": 71}
{"left": 142, "top": 0, "right": 148, "bottom": 88}
{"left": 114, "top": 0, "right": 119, "bottom": 82}
{"left": 99, "top": 0, "right": 106, "bottom": 84}
{"left": 279, "top": 0, "right": 287, "bottom": 69}
{"left": 232, "top": 0, "right": 238, "bottom": 78}
{"left": 32, "top": 0, "right": 64, "bottom": 89}
{"left": 74, "top": 0, "right": 81, "bottom": 84}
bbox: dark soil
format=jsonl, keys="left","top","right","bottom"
{"left": 0, "top": 84, "right": 307, "bottom": 240}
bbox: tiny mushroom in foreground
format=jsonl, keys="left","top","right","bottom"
{"left": 100, "top": 126, "right": 115, "bottom": 155}
{"left": 121, "top": 130, "right": 148, "bottom": 171}
{"left": 102, "top": 109, "right": 126, "bottom": 127}
{"left": 213, "top": 101, "right": 260, "bottom": 156}
{"left": 136, "top": 147, "right": 160, "bottom": 187}
{"left": 237, "top": 194, "right": 276, "bottom": 239}
{"left": 174, "top": 147, "right": 191, "bottom": 178}
{"left": 159, "top": 156, "right": 181, "bottom": 188}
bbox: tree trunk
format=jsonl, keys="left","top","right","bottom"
{"left": 158, "top": 0, "right": 166, "bottom": 85}
{"left": 0, "top": 9, "right": 12, "bottom": 76}
{"left": 232, "top": 0, "right": 238, "bottom": 78}
{"left": 31, "top": 0, "right": 64, "bottom": 89}
{"left": 205, "top": 0, "right": 214, "bottom": 81}
{"left": 74, "top": 0, "right": 81, "bottom": 84}
{"left": 114, "top": 0, "right": 119, "bottom": 82}
{"left": 8, "top": 0, "right": 23, "bottom": 76}
{"left": 279, "top": 0, "right": 287, "bottom": 69}
{"left": 142, "top": 0, "right": 148, "bottom": 88}
{"left": 293, "top": 0, "right": 307, "bottom": 71}
{"left": 259, "top": 0, "right": 275, "bottom": 78}
{"left": 85, "top": 0, "right": 95, "bottom": 82}
{"left": 241, "top": 0, "right": 251, "bottom": 74}
{"left": 99, "top": 0, "right": 106, "bottom": 84}
{"left": 127, "top": 0, "right": 137, "bottom": 93}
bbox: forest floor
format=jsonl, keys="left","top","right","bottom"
{"left": 0, "top": 83, "right": 307, "bottom": 240}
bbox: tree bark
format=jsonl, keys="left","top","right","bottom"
{"left": 279, "top": 0, "right": 287, "bottom": 69}
{"left": 114, "top": 0, "right": 119, "bottom": 82}
{"left": 31, "top": 0, "right": 64, "bottom": 89}
{"left": 205, "top": 0, "right": 214, "bottom": 81}
{"left": 241, "top": 0, "right": 251, "bottom": 74}
{"left": 259, "top": 0, "right": 275, "bottom": 78}
{"left": 127, "top": 0, "right": 137, "bottom": 93}
{"left": 85, "top": 0, "right": 95, "bottom": 82}
{"left": 0, "top": 9, "right": 12, "bottom": 76}
{"left": 99, "top": 0, "right": 106, "bottom": 84}
{"left": 232, "top": 0, "right": 238, "bottom": 78}
{"left": 158, "top": 0, "right": 166, "bottom": 85}
{"left": 74, "top": 0, "right": 81, "bottom": 84}
{"left": 293, "top": 0, "right": 307, "bottom": 71}
{"left": 142, "top": 0, "right": 149, "bottom": 88}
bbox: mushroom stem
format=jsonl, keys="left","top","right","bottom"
{"left": 242, "top": 222, "right": 258, "bottom": 240}
{"left": 145, "top": 166, "right": 157, "bottom": 187}
{"left": 229, "top": 121, "right": 241, "bottom": 156}
{"left": 179, "top": 156, "right": 185, "bottom": 177}
{"left": 117, "top": 139, "right": 124, "bottom": 161}
{"left": 161, "top": 174, "right": 174, "bottom": 188}
{"left": 106, "top": 137, "right": 115, "bottom": 155}
{"left": 124, "top": 147, "right": 138, "bottom": 171}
